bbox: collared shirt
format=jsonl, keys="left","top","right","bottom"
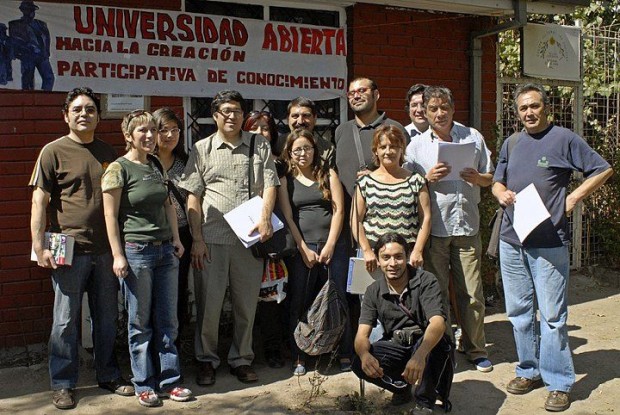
{"left": 405, "top": 122, "right": 423, "bottom": 139}
{"left": 359, "top": 266, "right": 445, "bottom": 338}
{"left": 178, "top": 131, "right": 279, "bottom": 245}
{"left": 404, "top": 122, "right": 494, "bottom": 237}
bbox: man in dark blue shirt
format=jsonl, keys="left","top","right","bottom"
{"left": 492, "top": 83, "right": 613, "bottom": 412}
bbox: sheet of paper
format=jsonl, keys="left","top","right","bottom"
{"left": 346, "top": 257, "right": 383, "bottom": 295}
{"left": 223, "top": 196, "right": 284, "bottom": 248}
{"left": 437, "top": 141, "right": 476, "bottom": 181}
{"left": 513, "top": 183, "right": 551, "bottom": 243}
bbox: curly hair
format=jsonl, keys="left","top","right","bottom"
{"left": 371, "top": 124, "right": 407, "bottom": 166}
{"left": 281, "top": 129, "right": 331, "bottom": 200}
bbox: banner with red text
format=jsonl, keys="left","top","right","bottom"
{"left": 0, "top": 2, "right": 347, "bottom": 100}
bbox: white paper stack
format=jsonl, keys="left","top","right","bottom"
{"left": 223, "top": 196, "right": 284, "bottom": 248}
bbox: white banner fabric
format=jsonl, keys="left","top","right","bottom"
{"left": 0, "top": 2, "right": 347, "bottom": 100}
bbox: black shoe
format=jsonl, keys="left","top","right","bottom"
{"left": 230, "top": 365, "right": 259, "bottom": 383}
{"left": 265, "top": 351, "right": 285, "bottom": 369}
{"left": 390, "top": 387, "right": 412, "bottom": 406}
{"left": 98, "top": 378, "right": 134, "bottom": 396}
{"left": 52, "top": 388, "right": 76, "bottom": 410}
{"left": 196, "top": 362, "right": 216, "bottom": 386}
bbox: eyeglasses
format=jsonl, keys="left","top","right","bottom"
{"left": 346, "top": 87, "right": 374, "bottom": 98}
{"left": 159, "top": 128, "right": 180, "bottom": 135}
{"left": 381, "top": 374, "right": 408, "bottom": 389}
{"left": 69, "top": 105, "right": 97, "bottom": 116}
{"left": 248, "top": 110, "right": 270, "bottom": 117}
{"left": 291, "top": 146, "right": 314, "bottom": 156}
{"left": 217, "top": 108, "right": 244, "bottom": 118}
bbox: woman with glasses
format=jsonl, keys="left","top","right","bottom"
{"left": 102, "top": 110, "right": 192, "bottom": 407}
{"left": 351, "top": 124, "right": 431, "bottom": 273}
{"left": 278, "top": 129, "right": 351, "bottom": 376}
{"left": 152, "top": 108, "right": 192, "bottom": 352}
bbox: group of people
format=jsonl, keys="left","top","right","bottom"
{"left": 29, "top": 77, "right": 612, "bottom": 413}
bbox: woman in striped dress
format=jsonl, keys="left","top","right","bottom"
{"left": 351, "top": 124, "right": 431, "bottom": 273}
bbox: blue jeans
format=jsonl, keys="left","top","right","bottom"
{"left": 499, "top": 240, "right": 575, "bottom": 392}
{"left": 288, "top": 238, "right": 352, "bottom": 362}
{"left": 122, "top": 241, "right": 181, "bottom": 393}
{"left": 49, "top": 252, "right": 121, "bottom": 390}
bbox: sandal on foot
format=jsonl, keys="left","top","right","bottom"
{"left": 98, "top": 378, "right": 134, "bottom": 396}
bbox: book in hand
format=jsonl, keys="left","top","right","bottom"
{"left": 223, "top": 196, "right": 284, "bottom": 248}
{"left": 30, "top": 232, "right": 75, "bottom": 266}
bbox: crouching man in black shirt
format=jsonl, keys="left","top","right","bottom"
{"left": 351, "top": 233, "right": 454, "bottom": 413}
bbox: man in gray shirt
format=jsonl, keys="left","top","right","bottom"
{"left": 179, "top": 90, "right": 279, "bottom": 386}
{"left": 335, "top": 77, "right": 408, "bottom": 201}
{"left": 404, "top": 86, "right": 494, "bottom": 373}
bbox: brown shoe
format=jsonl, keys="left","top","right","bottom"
{"left": 52, "top": 388, "right": 76, "bottom": 410}
{"left": 230, "top": 365, "right": 258, "bottom": 383}
{"left": 545, "top": 391, "right": 570, "bottom": 412}
{"left": 506, "top": 376, "right": 544, "bottom": 395}
{"left": 196, "top": 362, "right": 216, "bottom": 386}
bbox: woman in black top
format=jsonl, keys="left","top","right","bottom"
{"left": 278, "top": 129, "right": 351, "bottom": 376}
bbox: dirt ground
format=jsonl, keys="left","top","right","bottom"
{"left": 0, "top": 271, "right": 618, "bottom": 415}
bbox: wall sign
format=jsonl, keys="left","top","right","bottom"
{"left": 521, "top": 23, "right": 581, "bottom": 82}
{"left": 0, "top": 1, "right": 347, "bottom": 100}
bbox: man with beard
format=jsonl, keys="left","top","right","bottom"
{"left": 335, "top": 77, "right": 408, "bottom": 202}
{"left": 273, "top": 96, "right": 335, "bottom": 168}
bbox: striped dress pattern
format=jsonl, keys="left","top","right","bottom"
{"left": 357, "top": 173, "right": 426, "bottom": 246}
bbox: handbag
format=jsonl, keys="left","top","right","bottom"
{"left": 246, "top": 134, "right": 297, "bottom": 260}
{"left": 258, "top": 258, "right": 288, "bottom": 303}
{"left": 486, "top": 132, "right": 521, "bottom": 260}
{"left": 486, "top": 207, "right": 504, "bottom": 259}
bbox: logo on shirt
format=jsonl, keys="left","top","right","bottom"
{"left": 537, "top": 156, "right": 549, "bottom": 168}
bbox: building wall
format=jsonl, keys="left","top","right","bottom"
{"left": 347, "top": 4, "right": 498, "bottom": 139}
{"left": 0, "top": 1, "right": 498, "bottom": 348}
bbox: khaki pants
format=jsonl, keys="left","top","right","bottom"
{"left": 193, "top": 239, "right": 263, "bottom": 369}
{"left": 424, "top": 234, "right": 487, "bottom": 361}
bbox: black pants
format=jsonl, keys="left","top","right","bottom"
{"left": 177, "top": 225, "right": 193, "bottom": 336}
{"left": 352, "top": 336, "right": 454, "bottom": 410}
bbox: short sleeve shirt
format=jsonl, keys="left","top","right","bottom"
{"left": 28, "top": 136, "right": 117, "bottom": 254}
{"left": 178, "top": 131, "right": 280, "bottom": 245}
{"left": 359, "top": 266, "right": 445, "bottom": 338}
{"left": 101, "top": 157, "right": 172, "bottom": 243}
{"left": 404, "top": 122, "right": 494, "bottom": 237}
{"left": 493, "top": 125, "right": 610, "bottom": 247}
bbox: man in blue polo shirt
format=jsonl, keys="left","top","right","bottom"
{"left": 492, "top": 83, "right": 612, "bottom": 412}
